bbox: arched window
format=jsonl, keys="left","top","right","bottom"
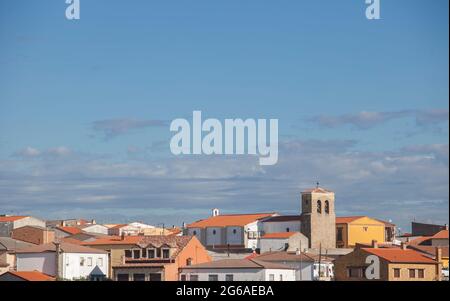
{"left": 212, "top": 229, "right": 216, "bottom": 235}
{"left": 233, "top": 229, "right": 237, "bottom": 234}
{"left": 286, "top": 227, "right": 290, "bottom": 232}
{"left": 317, "top": 200, "right": 322, "bottom": 213}
{"left": 325, "top": 200, "right": 330, "bottom": 214}
{"left": 193, "top": 230, "right": 197, "bottom": 236}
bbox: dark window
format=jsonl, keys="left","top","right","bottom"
{"left": 286, "top": 228, "right": 290, "bottom": 232}
{"left": 190, "top": 275, "right": 199, "bottom": 281}
{"left": 233, "top": 229, "right": 237, "bottom": 234}
{"left": 418, "top": 269, "right": 424, "bottom": 279}
{"left": 186, "top": 258, "right": 193, "bottom": 266}
{"left": 394, "top": 268, "right": 401, "bottom": 278}
{"left": 124, "top": 250, "right": 132, "bottom": 258}
{"left": 317, "top": 200, "right": 322, "bottom": 213}
{"left": 133, "top": 249, "right": 140, "bottom": 259}
{"left": 337, "top": 228, "right": 343, "bottom": 242}
{"left": 117, "top": 274, "right": 129, "bottom": 281}
{"left": 193, "top": 230, "right": 197, "bottom": 235}
{"left": 147, "top": 249, "right": 155, "bottom": 258}
{"left": 141, "top": 249, "right": 147, "bottom": 258}
{"left": 149, "top": 273, "right": 162, "bottom": 281}
{"left": 325, "top": 200, "right": 330, "bottom": 214}
{"left": 208, "top": 274, "right": 219, "bottom": 281}
{"left": 156, "top": 248, "right": 161, "bottom": 258}
{"left": 213, "top": 230, "right": 216, "bottom": 235}
{"left": 133, "top": 274, "right": 145, "bottom": 281}
{"left": 180, "top": 275, "right": 187, "bottom": 281}
{"left": 347, "top": 268, "right": 363, "bottom": 278}
{"left": 225, "top": 274, "right": 234, "bottom": 281}
{"left": 409, "top": 269, "right": 416, "bottom": 278}
{"left": 162, "top": 249, "right": 170, "bottom": 259}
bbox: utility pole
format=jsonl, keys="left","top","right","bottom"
{"left": 299, "top": 240, "right": 302, "bottom": 281}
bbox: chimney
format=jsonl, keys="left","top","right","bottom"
{"left": 401, "top": 242, "right": 407, "bottom": 250}
{"left": 55, "top": 242, "right": 61, "bottom": 279}
{"left": 371, "top": 240, "right": 379, "bottom": 249}
{"left": 445, "top": 224, "right": 449, "bottom": 231}
{"left": 121, "top": 232, "right": 125, "bottom": 241}
{"left": 212, "top": 208, "right": 220, "bottom": 217}
{"left": 436, "top": 247, "right": 443, "bottom": 263}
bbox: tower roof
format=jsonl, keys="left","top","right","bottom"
{"left": 302, "top": 187, "right": 333, "bottom": 194}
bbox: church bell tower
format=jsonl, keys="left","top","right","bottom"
{"left": 300, "top": 184, "right": 336, "bottom": 250}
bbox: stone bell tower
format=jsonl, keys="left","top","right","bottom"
{"left": 300, "top": 184, "right": 336, "bottom": 249}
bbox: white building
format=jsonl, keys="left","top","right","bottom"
{"left": 262, "top": 215, "right": 301, "bottom": 234}
{"left": 253, "top": 251, "right": 334, "bottom": 281}
{"left": 260, "top": 232, "right": 309, "bottom": 253}
{"left": 180, "top": 258, "right": 296, "bottom": 281}
{"left": 16, "top": 242, "right": 109, "bottom": 280}
{"left": 108, "top": 222, "right": 155, "bottom": 236}
{"left": 186, "top": 209, "right": 277, "bottom": 250}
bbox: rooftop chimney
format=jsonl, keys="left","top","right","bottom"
{"left": 121, "top": 232, "right": 125, "bottom": 241}
{"left": 371, "top": 240, "right": 379, "bottom": 249}
{"left": 401, "top": 242, "right": 407, "bottom": 250}
{"left": 445, "top": 224, "right": 449, "bottom": 231}
{"left": 436, "top": 247, "right": 443, "bottom": 263}
{"left": 55, "top": 242, "right": 61, "bottom": 279}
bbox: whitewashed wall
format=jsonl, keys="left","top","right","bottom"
{"left": 17, "top": 252, "right": 56, "bottom": 276}
{"left": 62, "top": 253, "right": 109, "bottom": 280}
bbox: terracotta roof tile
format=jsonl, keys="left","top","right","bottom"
{"left": 362, "top": 248, "right": 437, "bottom": 264}
{"left": 302, "top": 187, "right": 333, "bottom": 194}
{"left": 56, "top": 226, "right": 83, "bottom": 235}
{"left": 0, "top": 216, "right": 28, "bottom": 222}
{"left": 187, "top": 213, "right": 275, "bottom": 228}
{"left": 431, "top": 230, "right": 449, "bottom": 239}
{"left": 336, "top": 216, "right": 366, "bottom": 224}
{"left": 6, "top": 271, "right": 55, "bottom": 281}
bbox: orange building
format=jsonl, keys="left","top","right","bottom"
{"left": 84, "top": 235, "right": 211, "bottom": 281}
{"left": 334, "top": 243, "right": 441, "bottom": 281}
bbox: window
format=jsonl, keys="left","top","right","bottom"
{"left": 149, "top": 273, "right": 162, "bottom": 281}
{"left": 363, "top": 227, "right": 368, "bottom": 232}
{"left": 394, "top": 268, "right": 400, "bottom": 278}
{"left": 193, "top": 230, "right": 197, "bottom": 236}
{"left": 180, "top": 275, "right": 187, "bottom": 281}
{"left": 233, "top": 229, "right": 237, "bottom": 234}
{"left": 337, "top": 227, "right": 343, "bottom": 242}
{"left": 317, "top": 200, "right": 322, "bottom": 213}
{"left": 97, "top": 258, "right": 103, "bottom": 267}
{"left": 225, "top": 274, "right": 234, "bottom": 281}
{"left": 212, "top": 230, "right": 217, "bottom": 235}
{"left": 279, "top": 274, "right": 283, "bottom": 281}
{"left": 162, "top": 248, "right": 170, "bottom": 259}
{"left": 325, "top": 200, "right": 330, "bottom": 214}
{"left": 133, "top": 249, "right": 140, "bottom": 259}
{"left": 269, "top": 274, "right": 275, "bottom": 281}
{"left": 87, "top": 257, "right": 93, "bottom": 267}
{"left": 133, "top": 274, "right": 145, "bottom": 281}
{"left": 124, "top": 250, "right": 132, "bottom": 258}
{"left": 409, "top": 269, "right": 416, "bottom": 278}
{"left": 141, "top": 249, "right": 147, "bottom": 258}
{"left": 80, "top": 257, "right": 85, "bottom": 266}
{"left": 286, "top": 227, "right": 290, "bottom": 232}
{"left": 186, "top": 258, "right": 193, "bottom": 266}
{"left": 208, "top": 274, "right": 219, "bottom": 281}
{"left": 418, "top": 269, "right": 424, "bottom": 279}
{"left": 347, "top": 268, "right": 363, "bottom": 278}
{"left": 117, "top": 274, "right": 129, "bottom": 281}
{"left": 147, "top": 249, "right": 156, "bottom": 258}
{"left": 156, "top": 248, "right": 161, "bottom": 258}
{"left": 190, "top": 275, "right": 199, "bottom": 281}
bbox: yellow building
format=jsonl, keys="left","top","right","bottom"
{"left": 336, "top": 216, "right": 393, "bottom": 248}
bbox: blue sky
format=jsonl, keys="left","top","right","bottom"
{"left": 0, "top": 0, "right": 448, "bottom": 231}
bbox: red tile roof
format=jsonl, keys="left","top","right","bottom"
{"left": 336, "top": 216, "right": 366, "bottom": 224}
{"left": 187, "top": 213, "right": 275, "bottom": 228}
{"left": 431, "top": 230, "right": 449, "bottom": 239}
{"left": 6, "top": 271, "right": 55, "bottom": 281}
{"left": 262, "top": 232, "right": 297, "bottom": 239}
{"left": 362, "top": 248, "right": 437, "bottom": 264}
{"left": 57, "top": 226, "right": 83, "bottom": 235}
{"left": 0, "top": 216, "right": 28, "bottom": 222}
